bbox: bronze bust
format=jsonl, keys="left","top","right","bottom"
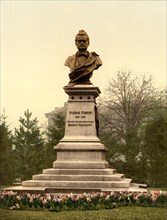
{"left": 65, "top": 30, "right": 102, "bottom": 86}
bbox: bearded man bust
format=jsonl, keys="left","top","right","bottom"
{"left": 65, "top": 30, "right": 102, "bottom": 87}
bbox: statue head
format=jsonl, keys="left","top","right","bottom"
{"left": 75, "top": 30, "right": 89, "bottom": 51}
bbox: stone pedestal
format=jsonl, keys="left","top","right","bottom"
{"left": 5, "top": 85, "right": 147, "bottom": 194}
{"left": 53, "top": 85, "right": 108, "bottom": 170}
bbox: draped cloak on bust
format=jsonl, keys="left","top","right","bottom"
{"left": 65, "top": 51, "right": 102, "bottom": 85}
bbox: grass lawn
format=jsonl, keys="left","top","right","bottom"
{"left": 0, "top": 207, "right": 166, "bottom": 220}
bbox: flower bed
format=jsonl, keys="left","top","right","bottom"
{"left": 0, "top": 191, "right": 166, "bottom": 211}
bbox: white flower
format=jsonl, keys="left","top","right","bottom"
{"left": 105, "top": 195, "right": 110, "bottom": 200}
{"left": 15, "top": 203, "right": 20, "bottom": 209}
{"left": 16, "top": 195, "right": 21, "bottom": 201}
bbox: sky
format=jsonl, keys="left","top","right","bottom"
{"left": 0, "top": 0, "right": 166, "bottom": 130}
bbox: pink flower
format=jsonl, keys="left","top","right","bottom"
{"left": 42, "top": 199, "right": 47, "bottom": 205}
{"left": 39, "top": 196, "right": 43, "bottom": 201}
{"left": 7, "top": 191, "right": 12, "bottom": 197}
{"left": 111, "top": 191, "right": 115, "bottom": 196}
{"left": 29, "top": 197, "right": 33, "bottom": 203}
{"left": 36, "top": 194, "right": 41, "bottom": 198}
{"left": 53, "top": 197, "right": 59, "bottom": 202}
{"left": 100, "top": 192, "right": 104, "bottom": 197}
{"left": 74, "top": 197, "right": 79, "bottom": 202}
{"left": 59, "top": 194, "right": 63, "bottom": 198}
{"left": 47, "top": 195, "right": 51, "bottom": 201}
{"left": 27, "top": 193, "right": 31, "bottom": 198}
{"left": 134, "top": 194, "right": 139, "bottom": 200}
{"left": 86, "top": 196, "right": 92, "bottom": 202}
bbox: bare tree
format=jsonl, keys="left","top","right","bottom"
{"left": 99, "top": 70, "right": 156, "bottom": 145}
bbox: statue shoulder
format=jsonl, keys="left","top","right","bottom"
{"left": 64, "top": 54, "right": 76, "bottom": 67}
{"left": 91, "top": 52, "right": 100, "bottom": 57}
{"left": 90, "top": 52, "right": 102, "bottom": 65}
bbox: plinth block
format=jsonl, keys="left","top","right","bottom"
{"left": 62, "top": 85, "right": 100, "bottom": 138}
{"left": 42, "top": 168, "right": 117, "bottom": 175}
{"left": 55, "top": 138, "right": 108, "bottom": 151}
{"left": 64, "top": 84, "right": 101, "bottom": 98}
{"left": 54, "top": 85, "right": 108, "bottom": 166}
{"left": 53, "top": 161, "right": 109, "bottom": 169}
{"left": 55, "top": 141, "right": 108, "bottom": 161}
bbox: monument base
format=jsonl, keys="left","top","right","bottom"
{"left": 5, "top": 167, "right": 147, "bottom": 194}
{"left": 4, "top": 85, "right": 147, "bottom": 194}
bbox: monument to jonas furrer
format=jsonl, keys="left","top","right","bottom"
{"left": 65, "top": 30, "right": 102, "bottom": 87}
{"left": 6, "top": 30, "right": 147, "bottom": 194}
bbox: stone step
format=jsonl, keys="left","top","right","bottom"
{"left": 4, "top": 186, "right": 47, "bottom": 194}
{"left": 46, "top": 187, "right": 135, "bottom": 194}
{"left": 102, "top": 187, "right": 147, "bottom": 193}
{"left": 43, "top": 168, "right": 117, "bottom": 175}
{"left": 45, "top": 187, "right": 102, "bottom": 194}
{"left": 53, "top": 161, "right": 109, "bottom": 169}
{"left": 112, "top": 179, "right": 132, "bottom": 188}
{"left": 4, "top": 184, "right": 147, "bottom": 194}
{"left": 33, "top": 174, "right": 125, "bottom": 181}
{"left": 130, "top": 183, "right": 147, "bottom": 189}
{"left": 22, "top": 179, "right": 131, "bottom": 188}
